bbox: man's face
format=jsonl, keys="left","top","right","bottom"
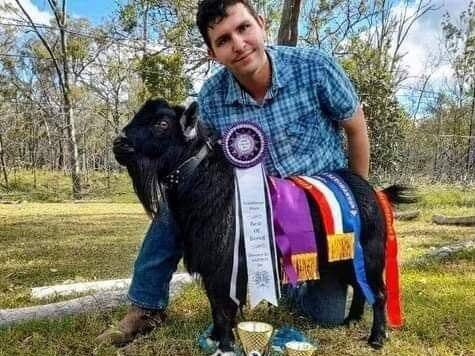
{"left": 207, "top": 3, "right": 267, "bottom": 78}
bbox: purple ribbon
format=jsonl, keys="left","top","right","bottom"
{"left": 268, "top": 177, "right": 317, "bottom": 286}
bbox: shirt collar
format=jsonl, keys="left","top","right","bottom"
{"left": 224, "top": 46, "right": 286, "bottom": 106}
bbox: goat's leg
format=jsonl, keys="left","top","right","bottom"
{"left": 209, "top": 298, "right": 238, "bottom": 355}
{"left": 368, "top": 282, "right": 387, "bottom": 349}
{"left": 344, "top": 282, "right": 365, "bottom": 327}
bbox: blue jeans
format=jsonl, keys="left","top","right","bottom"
{"left": 128, "top": 204, "right": 182, "bottom": 310}
{"left": 283, "top": 269, "right": 348, "bottom": 326}
{"left": 128, "top": 205, "right": 347, "bottom": 325}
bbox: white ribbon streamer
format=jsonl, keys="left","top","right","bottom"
{"left": 235, "top": 164, "right": 279, "bottom": 308}
{"left": 230, "top": 178, "right": 241, "bottom": 306}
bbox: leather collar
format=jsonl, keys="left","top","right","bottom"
{"left": 163, "top": 142, "right": 212, "bottom": 189}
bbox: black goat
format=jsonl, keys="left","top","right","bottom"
{"left": 114, "top": 99, "right": 414, "bottom": 354}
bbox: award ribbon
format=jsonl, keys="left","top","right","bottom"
{"left": 292, "top": 173, "right": 375, "bottom": 304}
{"left": 224, "top": 122, "right": 280, "bottom": 308}
{"left": 376, "top": 191, "right": 404, "bottom": 328}
{"left": 319, "top": 172, "right": 375, "bottom": 305}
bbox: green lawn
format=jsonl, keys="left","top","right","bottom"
{"left": 0, "top": 181, "right": 474, "bottom": 355}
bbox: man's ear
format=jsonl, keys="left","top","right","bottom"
{"left": 179, "top": 101, "right": 198, "bottom": 140}
{"left": 257, "top": 15, "right": 266, "bottom": 29}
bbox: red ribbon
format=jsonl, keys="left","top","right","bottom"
{"left": 376, "top": 191, "right": 404, "bottom": 328}
{"left": 291, "top": 176, "right": 335, "bottom": 234}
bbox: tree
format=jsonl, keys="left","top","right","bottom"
{"left": 138, "top": 52, "right": 192, "bottom": 103}
{"left": 13, "top": 0, "right": 83, "bottom": 198}
{"left": 277, "top": 0, "right": 301, "bottom": 45}
{"left": 116, "top": 0, "right": 197, "bottom": 100}
{"left": 0, "top": 26, "right": 18, "bottom": 187}
{"left": 301, "top": 0, "right": 373, "bottom": 54}
{"left": 442, "top": 1, "right": 475, "bottom": 172}
{"left": 342, "top": 39, "right": 410, "bottom": 178}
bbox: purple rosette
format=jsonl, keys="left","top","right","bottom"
{"left": 222, "top": 122, "right": 267, "bottom": 168}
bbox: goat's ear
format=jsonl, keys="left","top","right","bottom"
{"left": 179, "top": 102, "right": 198, "bottom": 140}
{"left": 173, "top": 105, "right": 186, "bottom": 120}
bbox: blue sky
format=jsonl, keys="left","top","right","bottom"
{"left": 31, "top": 0, "right": 120, "bottom": 24}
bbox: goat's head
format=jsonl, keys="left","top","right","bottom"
{"left": 113, "top": 98, "right": 199, "bottom": 217}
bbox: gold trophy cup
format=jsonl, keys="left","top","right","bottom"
{"left": 236, "top": 321, "right": 273, "bottom": 356}
{"left": 284, "top": 341, "right": 317, "bottom": 356}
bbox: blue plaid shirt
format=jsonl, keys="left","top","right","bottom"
{"left": 197, "top": 45, "right": 359, "bottom": 177}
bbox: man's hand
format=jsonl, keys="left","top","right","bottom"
{"left": 341, "top": 105, "right": 370, "bottom": 179}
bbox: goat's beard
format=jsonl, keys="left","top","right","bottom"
{"left": 127, "top": 157, "right": 163, "bottom": 218}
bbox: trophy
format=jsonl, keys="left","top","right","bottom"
{"left": 284, "top": 341, "right": 317, "bottom": 356}
{"left": 236, "top": 321, "right": 273, "bottom": 356}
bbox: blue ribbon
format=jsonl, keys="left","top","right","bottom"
{"left": 318, "top": 172, "right": 375, "bottom": 305}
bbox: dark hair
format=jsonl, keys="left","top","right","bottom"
{"left": 196, "top": 0, "right": 259, "bottom": 48}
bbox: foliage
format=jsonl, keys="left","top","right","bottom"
{"left": 137, "top": 52, "right": 192, "bottom": 104}
{"left": 442, "top": 1, "right": 475, "bottom": 96}
{"left": 300, "top": 0, "right": 372, "bottom": 54}
{"left": 342, "top": 39, "right": 410, "bottom": 178}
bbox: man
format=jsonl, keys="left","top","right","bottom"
{"left": 97, "top": 0, "right": 369, "bottom": 346}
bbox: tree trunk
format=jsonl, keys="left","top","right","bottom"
{"left": 58, "top": 138, "right": 64, "bottom": 171}
{"left": 466, "top": 84, "right": 475, "bottom": 173}
{"left": 32, "top": 121, "right": 38, "bottom": 188}
{"left": 65, "top": 102, "right": 82, "bottom": 198}
{"left": 277, "top": 0, "right": 301, "bottom": 46}
{"left": 432, "top": 103, "right": 442, "bottom": 181}
{"left": 395, "top": 210, "right": 420, "bottom": 221}
{"left": 59, "top": 2, "right": 82, "bottom": 198}
{"left": 0, "top": 290, "right": 128, "bottom": 327}
{"left": 0, "top": 133, "right": 8, "bottom": 187}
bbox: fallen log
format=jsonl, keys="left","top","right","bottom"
{"left": 0, "top": 200, "right": 22, "bottom": 204}
{"left": 395, "top": 210, "right": 420, "bottom": 221}
{"left": 0, "top": 273, "right": 193, "bottom": 328}
{"left": 0, "top": 290, "right": 128, "bottom": 328}
{"left": 31, "top": 278, "right": 131, "bottom": 299}
{"left": 431, "top": 215, "right": 475, "bottom": 226}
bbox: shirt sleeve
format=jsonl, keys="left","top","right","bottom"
{"left": 197, "top": 90, "right": 216, "bottom": 132}
{"left": 316, "top": 53, "right": 359, "bottom": 121}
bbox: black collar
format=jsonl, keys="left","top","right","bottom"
{"left": 163, "top": 141, "right": 212, "bottom": 189}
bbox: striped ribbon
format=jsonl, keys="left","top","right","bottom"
{"left": 292, "top": 174, "right": 376, "bottom": 305}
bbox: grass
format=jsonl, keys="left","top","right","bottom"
{"left": 0, "top": 174, "right": 474, "bottom": 355}
{"left": 0, "top": 169, "right": 136, "bottom": 202}
{"left": 0, "top": 202, "right": 151, "bottom": 309}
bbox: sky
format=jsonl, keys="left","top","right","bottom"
{"left": 31, "top": 0, "right": 118, "bottom": 24}
{"left": 396, "top": 0, "right": 468, "bottom": 81}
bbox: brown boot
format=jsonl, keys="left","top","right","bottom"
{"left": 96, "top": 305, "right": 166, "bottom": 347}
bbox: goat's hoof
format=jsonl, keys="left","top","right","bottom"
{"left": 344, "top": 316, "right": 362, "bottom": 328}
{"left": 210, "top": 349, "right": 235, "bottom": 356}
{"left": 368, "top": 335, "right": 385, "bottom": 349}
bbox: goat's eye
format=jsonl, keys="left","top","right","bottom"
{"left": 158, "top": 121, "right": 169, "bottom": 130}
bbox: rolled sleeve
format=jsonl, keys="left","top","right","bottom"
{"left": 316, "top": 54, "right": 359, "bottom": 121}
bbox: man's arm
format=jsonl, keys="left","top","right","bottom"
{"left": 341, "top": 105, "right": 370, "bottom": 179}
